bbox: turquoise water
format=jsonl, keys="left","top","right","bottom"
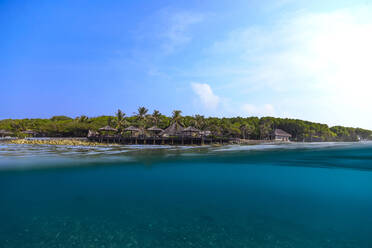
{"left": 1, "top": 143, "right": 372, "bottom": 247}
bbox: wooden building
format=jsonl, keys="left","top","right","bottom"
{"left": 99, "top": 126, "right": 118, "bottom": 133}
{"left": 271, "top": 129, "right": 292, "bottom": 141}
{"left": 88, "top": 124, "right": 233, "bottom": 145}
{"left": 160, "top": 123, "right": 184, "bottom": 137}
{"left": 124, "top": 126, "right": 141, "bottom": 137}
{"left": 147, "top": 126, "right": 164, "bottom": 137}
{"left": 182, "top": 126, "right": 201, "bottom": 137}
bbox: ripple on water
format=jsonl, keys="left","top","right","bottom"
{"left": 1, "top": 142, "right": 372, "bottom": 172}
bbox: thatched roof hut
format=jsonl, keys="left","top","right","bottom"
{"left": 182, "top": 126, "right": 200, "bottom": 132}
{"left": 124, "top": 126, "right": 140, "bottom": 132}
{"left": 99, "top": 126, "right": 118, "bottom": 132}
{"left": 160, "top": 123, "right": 184, "bottom": 137}
{"left": 147, "top": 126, "right": 163, "bottom": 132}
{"left": 200, "top": 130, "right": 212, "bottom": 137}
{"left": 147, "top": 126, "right": 164, "bottom": 137}
{"left": 273, "top": 129, "right": 291, "bottom": 137}
{"left": 124, "top": 126, "right": 141, "bottom": 137}
{"left": 182, "top": 126, "right": 201, "bottom": 137}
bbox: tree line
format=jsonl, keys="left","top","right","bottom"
{"left": 1, "top": 107, "right": 371, "bottom": 141}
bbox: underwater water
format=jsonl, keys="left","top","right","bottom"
{"left": 1, "top": 142, "right": 372, "bottom": 248}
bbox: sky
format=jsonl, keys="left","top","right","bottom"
{"left": 1, "top": 0, "right": 372, "bottom": 129}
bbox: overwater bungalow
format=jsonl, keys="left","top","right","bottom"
{"left": 200, "top": 130, "right": 212, "bottom": 137}
{"left": 99, "top": 126, "right": 118, "bottom": 132}
{"left": 160, "top": 122, "right": 184, "bottom": 137}
{"left": 97, "top": 126, "right": 118, "bottom": 142}
{"left": 122, "top": 126, "right": 141, "bottom": 144}
{"left": 147, "top": 126, "right": 164, "bottom": 137}
{"left": 182, "top": 126, "right": 201, "bottom": 137}
{"left": 124, "top": 126, "right": 141, "bottom": 137}
{"left": 88, "top": 123, "right": 232, "bottom": 146}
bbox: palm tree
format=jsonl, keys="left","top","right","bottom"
{"left": 115, "top": 109, "right": 128, "bottom": 133}
{"left": 136, "top": 107, "right": 149, "bottom": 131}
{"left": 151, "top": 110, "right": 161, "bottom": 126}
{"left": 210, "top": 124, "right": 222, "bottom": 137}
{"left": 137, "top": 107, "right": 148, "bottom": 121}
{"left": 116, "top": 109, "right": 125, "bottom": 122}
{"left": 77, "top": 115, "right": 89, "bottom": 123}
{"left": 193, "top": 115, "right": 205, "bottom": 130}
{"left": 171, "top": 110, "right": 182, "bottom": 125}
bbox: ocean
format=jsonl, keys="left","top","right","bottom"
{"left": 0, "top": 142, "right": 372, "bottom": 247}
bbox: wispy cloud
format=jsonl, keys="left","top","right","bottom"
{"left": 191, "top": 82, "right": 275, "bottom": 117}
{"left": 191, "top": 4, "right": 372, "bottom": 127}
{"left": 161, "top": 10, "right": 204, "bottom": 54}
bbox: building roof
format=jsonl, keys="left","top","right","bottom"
{"left": 200, "top": 130, "right": 212, "bottom": 135}
{"left": 182, "top": 126, "right": 201, "bottom": 132}
{"left": 273, "top": 129, "right": 292, "bottom": 137}
{"left": 147, "top": 126, "right": 164, "bottom": 132}
{"left": 161, "top": 122, "right": 184, "bottom": 136}
{"left": 99, "top": 125, "right": 118, "bottom": 132}
{"left": 124, "top": 126, "right": 140, "bottom": 132}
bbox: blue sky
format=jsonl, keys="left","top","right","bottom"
{"left": 1, "top": 0, "right": 372, "bottom": 129}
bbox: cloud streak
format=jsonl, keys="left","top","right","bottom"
{"left": 191, "top": 82, "right": 275, "bottom": 117}
{"left": 161, "top": 10, "right": 204, "bottom": 53}
{"left": 193, "top": 4, "right": 372, "bottom": 128}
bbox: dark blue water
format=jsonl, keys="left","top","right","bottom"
{"left": 1, "top": 143, "right": 372, "bottom": 247}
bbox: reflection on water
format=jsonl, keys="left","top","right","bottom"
{"left": 1, "top": 142, "right": 372, "bottom": 247}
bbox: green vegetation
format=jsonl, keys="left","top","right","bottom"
{"left": 1, "top": 108, "right": 371, "bottom": 141}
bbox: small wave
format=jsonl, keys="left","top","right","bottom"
{"left": 1, "top": 142, "right": 372, "bottom": 172}
{"left": 212, "top": 142, "right": 368, "bottom": 152}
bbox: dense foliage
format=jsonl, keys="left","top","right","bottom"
{"left": 1, "top": 108, "right": 371, "bottom": 141}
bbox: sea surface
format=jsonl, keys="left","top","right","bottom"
{"left": 1, "top": 142, "right": 372, "bottom": 248}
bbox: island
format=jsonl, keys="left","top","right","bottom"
{"left": 1, "top": 107, "right": 371, "bottom": 146}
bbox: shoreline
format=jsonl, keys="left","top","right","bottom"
{"left": 1, "top": 138, "right": 116, "bottom": 147}
{"left": 2, "top": 137, "right": 364, "bottom": 147}
{"left": 1, "top": 137, "right": 282, "bottom": 147}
